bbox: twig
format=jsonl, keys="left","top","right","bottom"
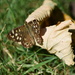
{"left": 0, "top": 24, "right": 6, "bottom": 35}
{"left": 3, "top": 47, "right": 15, "bottom": 64}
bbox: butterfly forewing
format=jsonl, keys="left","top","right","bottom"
{"left": 7, "top": 25, "right": 35, "bottom": 48}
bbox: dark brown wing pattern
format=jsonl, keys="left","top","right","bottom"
{"left": 7, "top": 19, "right": 43, "bottom": 48}
{"left": 27, "top": 20, "right": 43, "bottom": 45}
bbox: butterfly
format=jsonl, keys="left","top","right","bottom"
{"left": 7, "top": 19, "right": 43, "bottom": 48}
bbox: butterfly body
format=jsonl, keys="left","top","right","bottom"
{"left": 7, "top": 20, "right": 43, "bottom": 48}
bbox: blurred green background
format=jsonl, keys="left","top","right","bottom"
{"left": 0, "top": 0, "right": 75, "bottom": 75}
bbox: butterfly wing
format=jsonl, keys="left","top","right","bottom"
{"left": 7, "top": 19, "right": 43, "bottom": 48}
{"left": 7, "top": 25, "right": 35, "bottom": 48}
{"left": 27, "top": 20, "right": 43, "bottom": 45}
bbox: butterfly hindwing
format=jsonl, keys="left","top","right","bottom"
{"left": 27, "top": 20, "right": 43, "bottom": 45}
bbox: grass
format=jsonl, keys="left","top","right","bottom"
{"left": 0, "top": 0, "right": 75, "bottom": 75}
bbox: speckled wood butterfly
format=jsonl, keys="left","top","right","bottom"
{"left": 7, "top": 20, "right": 43, "bottom": 48}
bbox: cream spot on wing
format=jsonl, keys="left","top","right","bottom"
{"left": 18, "top": 42, "right": 21, "bottom": 44}
{"left": 35, "top": 25, "right": 37, "bottom": 28}
{"left": 16, "top": 37, "right": 19, "bottom": 40}
{"left": 15, "top": 33, "right": 18, "bottom": 36}
{"left": 19, "top": 37, "right": 22, "bottom": 40}
{"left": 18, "top": 29, "right": 21, "bottom": 32}
{"left": 35, "top": 29, "right": 38, "bottom": 33}
{"left": 36, "top": 38, "right": 41, "bottom": 42}
{"left": 11, "top": 36, "right": 14, "bottom": 38}
{"left": 15, "top": 30, "right": 18, "bottom": 32}
{"left": 33, "top": 25, "right": 36, "bottom": 28}
{"left": 12, "top": 30, "right": 14, "bottom": 34}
